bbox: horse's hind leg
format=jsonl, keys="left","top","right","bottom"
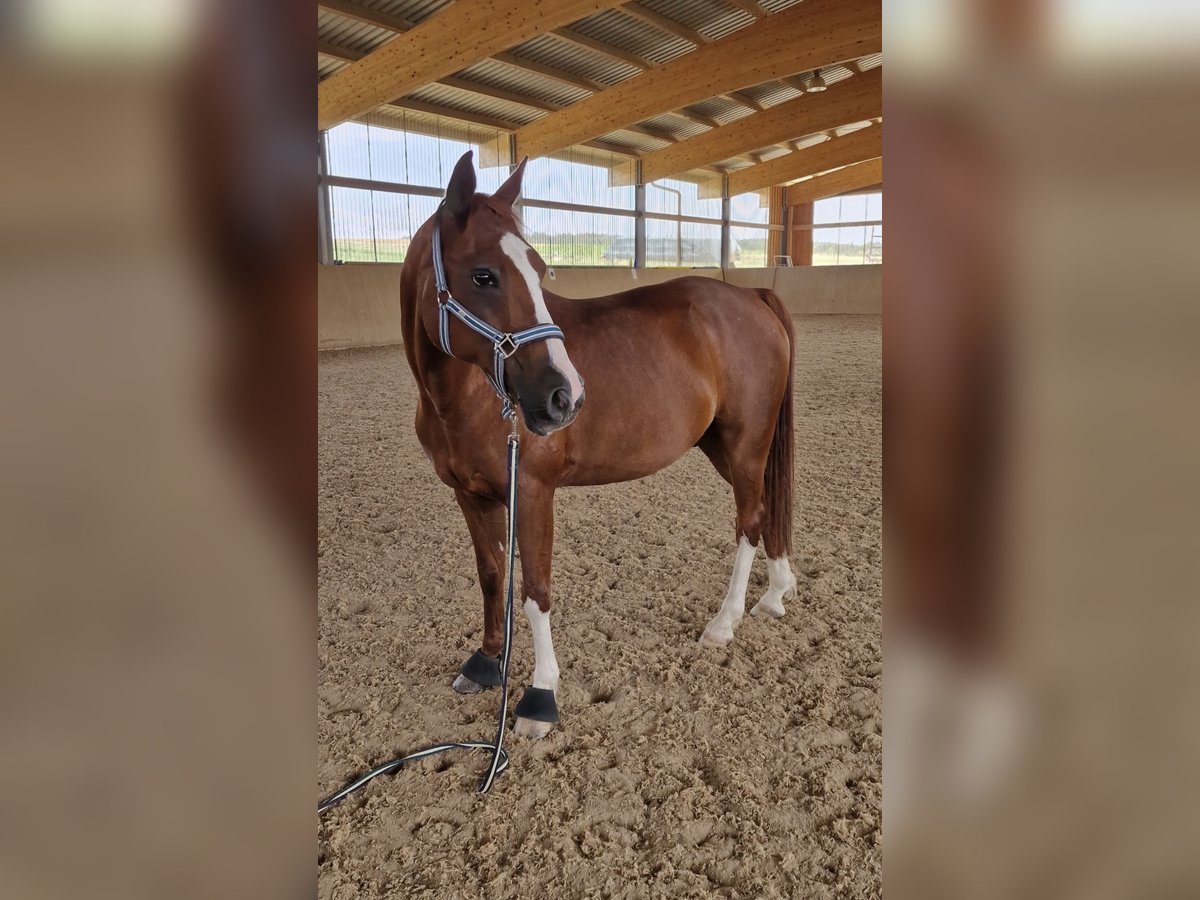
{"left": 699, "top": 428, "right": 769, "bottom": 648}
{"left": 751, "top": 526, "right": 797, "bottom": 619}
{"left": 451, "top": 489, "right": 506, "bottom": 694}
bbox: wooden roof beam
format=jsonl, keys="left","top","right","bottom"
{"left": 784, "top": 158, "right": 883, "bottom": 204}
{"left": 385, "top": 99, "right": 520, "bottom": 132}
{"left": 322, "top": 0, "right": 619, "bottom": 96}
{"left": 319, "top": 0, "right": 627, "bottom": 130}
{"left": 639, "top": 67, "right": 882, "bottom": 182}
{"left": 706, "top": 125, "right": 882, "bottom": 197}
{"left": 514, "top": 0, "right": 881, "bottom": 159}
{"left": 321, "top": 42, "right": 562, "bottom": 114}
{"left": 724, "top": 91, "right": 766, "bottom": 112}
{"left": 318, "top": 41, "right": 360, "bottom": 64}
{"left": 439, "top": 77, "right": 561, "bottom": 114}
{"left": 324, "top": 39, "right": 760, "bottom": 150}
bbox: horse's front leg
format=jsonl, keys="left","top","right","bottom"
{"left": 512, "top": 479, "right": 560, "bottom": 739}
{"left": 451, "top": 489, "right": 507, "bottom": 694}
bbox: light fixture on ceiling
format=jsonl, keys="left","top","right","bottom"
{"left": 807, "top": 70, "right": 828, "bottom": 93}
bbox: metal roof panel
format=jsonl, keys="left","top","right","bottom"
{"left": 507, "top": 34, "right": 639, "bottom": 87}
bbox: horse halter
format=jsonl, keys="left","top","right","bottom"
{"left": 431, "top": 222, "right": 564, "bottom": 419}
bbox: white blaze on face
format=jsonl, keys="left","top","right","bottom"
{"left": 499, "top": 231, "right": 584, "bottom": 403}
{"left": 523, "top": 598, "right": 560, "bottom": 691}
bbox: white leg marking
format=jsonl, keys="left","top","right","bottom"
{"left": 523, "top": 598, "right": 559, "bottom": 691}
{"left": 514, "top": 598, "right": 559, "bottom": 739}
{"left": 700, "top": 537, "right": 757, "bottom": 648}
{"left": 499, "top": 232, "right": 584, "bottom": 402}
{"left": 751, "top": 555, "right": 797, "bottom": 618}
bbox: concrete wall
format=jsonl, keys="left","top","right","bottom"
{"left": 318, "top": 263, "right": 880, "bottom": 350}
{"left": 318, "top": 263, "right": 404, "bottom": 350}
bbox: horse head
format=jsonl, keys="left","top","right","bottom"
{"left": 427, "top": 150, "right": 584, "bottom": 435}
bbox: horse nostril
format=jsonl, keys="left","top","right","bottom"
{"left": 549, "top": 388, "right": 571, "bottom": 420}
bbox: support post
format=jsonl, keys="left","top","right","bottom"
{"left": 789, "top": 191, "right": 814, "bottom": 266}
{"left": 634, "top": 160, "right": 646, "bottom": 269}
{"left": 317, "top": 131, "right": 334, "bottom": 265}
{"left": 720, "top": 176, "right": 732, "bottom": 269}
{"left": 766, "top": 185, "right": 786, "bottom": 265}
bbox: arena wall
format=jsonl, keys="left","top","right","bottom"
{"left": 318, "top": 263, "right": 880, "bottom": 350}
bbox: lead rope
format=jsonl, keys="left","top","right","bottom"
{"left": 318, "top": 412, "right": 521, "bottom": 812}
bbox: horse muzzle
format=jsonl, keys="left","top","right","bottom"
{"left": 522, "top": 387, "right": 584, "bottom": 435}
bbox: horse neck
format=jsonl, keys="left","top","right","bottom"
{"left": 400, "top": 241, "right": 475, "bottom": 413}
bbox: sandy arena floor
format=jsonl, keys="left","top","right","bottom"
{"left": 318, "top": 315, "right": 881, "bottom": 899}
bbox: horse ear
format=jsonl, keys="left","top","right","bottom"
{"left": 443, "top": 150, "right": 476, "bottom": 226}
{"left": 491, "top": 157, "right": 528, "bottom": 207}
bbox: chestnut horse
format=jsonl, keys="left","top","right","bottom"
{"left": 400, "top": 151, "right": 796, "bottom": 739}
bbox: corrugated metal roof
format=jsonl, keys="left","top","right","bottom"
{"left": 366, "top": 0, "right": 450, "bottom": 26}
{"left": 642, "top": 112, "right": 709, "bottom": 141}
{"left": 318, "top": 58, "right": 344, "bottom": 80}
{"left": 508, "top": 34, "right": 639, "bottom": 88}
{"left": 407, "top": 84, "right": 543, "bottom": 126}
{"left": 600, "top": 129, "right": 672, "bottom": 154}
{"left": 758, "top": 0, "right": 806, "bottom": 13}
{"left": 739, "top": 81, "right": 804, "bottom": 107}
{"left": 794, "top": 133, "right": 832, "bottom": 150}
{"left": 755, "top": 146, "right": 793, "bottom": 162}
{"left": 821, "top": 64, "right": 857, "bottom": 86}
{"left": 317, "top": 11, "right": 392, "bottom": 54}
{"left": 568, "top": 9, "right": 693, "bottom": 66}
{"left": 456, "top": 59, "right": 590, "bottom": 108}
{"left": 832, "top": 120, "right": 876, "bottom": 138}
{"left": 682, "top": 96, "right": 751, "bottom": 126}
{"left": 316, "top": 1, "right": 881, "bottom": 170}
{"left": 639, "top": 0, "right": 754, "bottom": 43}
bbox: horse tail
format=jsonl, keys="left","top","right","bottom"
{"left": 758, "top": 289, "right": 794, "bottom": 558}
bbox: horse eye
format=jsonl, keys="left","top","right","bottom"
{"left": 471, "top": 271, "right": 498, "bottom": 288}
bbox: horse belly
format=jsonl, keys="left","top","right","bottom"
{"left": 559, "top": 390, "right": 713, "bottom": 486}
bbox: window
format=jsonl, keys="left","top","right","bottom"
{"left": 328, "top": 187, "right": 440, "bottom": 263}
{"left": 729, "top": 191, "right": 770, "bottom": 268}
{"left": 320, "top": 116, "right": 792, "bottom": 269}
{"left": 326, "top": 119, "right": 507, "bottom": 192}
{"left": 519, "top": 149, "right": 636, "bottom": 267}
{"left": 645, "top": 173, "right": 723, "bottom": 268}
{"left": 523, "top": 207, "right": 635, "bottom": 267}
{"left": 523, "top": 151, "right": 635, "bottom": 210}
{"left": 323, "top": 117, "right": 635, "bottom": 266}
{"left": 812, "top": 191, "right": 882, "bottom": 265}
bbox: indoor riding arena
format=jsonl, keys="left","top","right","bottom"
{"left": 317, "top": 2, "right": 882, "bottom": 897}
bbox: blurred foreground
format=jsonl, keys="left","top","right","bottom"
{"left": 0, "top": 3, "right": 313, "bottom": 898}
{"left": 885, "top": 0, "right": 1200, "bottom": 897}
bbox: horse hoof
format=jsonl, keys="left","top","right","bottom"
{"left": 455, "top": 649, "right": 501, "bottom": 694}
{"left": 513, "top": 716, "right": 555, "bottom": 740}
{"left": 452, "top": 674, "right": 484, "bottom": 694}
{"left": 699, "top": 621, "right": 734, "bottom": 648}
{"left": 750, "top": 597, "right": 786, "bottom": 619}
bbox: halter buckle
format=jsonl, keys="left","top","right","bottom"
{"left": 496, "top": 334, "right": 519, "bottom": 359}
{"left": 436, "top": 288, "right": 451, "bottom": 305}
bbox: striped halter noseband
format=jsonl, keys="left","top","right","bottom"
{"left": 431, "top": 222, "right": 564, "bottom": 419}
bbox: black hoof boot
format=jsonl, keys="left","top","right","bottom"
{"left": 452, "top": 649, "right": 502, "bottom": 694}
{"left": 514, "top": 686, "right": 559, "bottom": 723}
